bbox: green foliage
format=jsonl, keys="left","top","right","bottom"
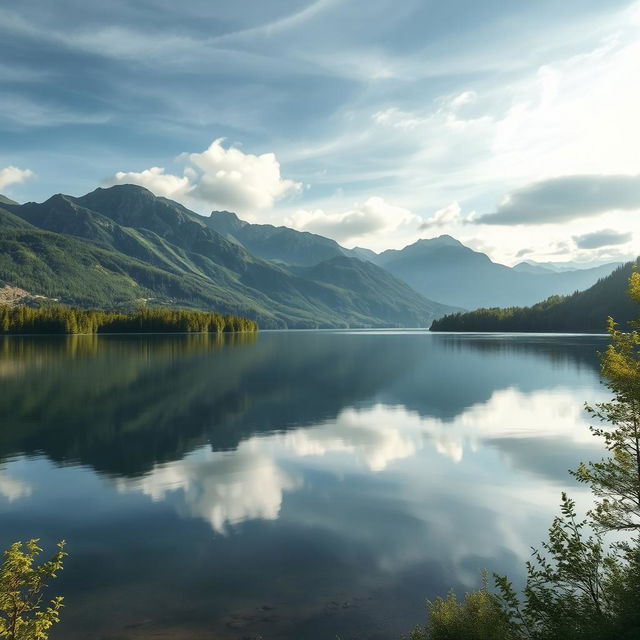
{"left": 0, "top": 305, "right": 258, "bottom": 335}
{"left": 411, "top": 574, "right": 511, "bottom": 640}
{"left": 413, "top": 273, "right": 640, "bottom": 639}
{"left": 0, "top": 540, "right": 66, "bottom": 640}
{"left": 572, "top": 271, "right": 640, "bottom": 534}
{"left": 430, "top": 261, "right": 639, "bottom": 333}
{"left": 493, "top": 493, "right": 626, "bottom": 640}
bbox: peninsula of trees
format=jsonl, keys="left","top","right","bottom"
{"left": 430, "top": 260, "right": 639, "bottom": 333}
{"left": 0, "top": 306, "right": 258, "bottom": 335}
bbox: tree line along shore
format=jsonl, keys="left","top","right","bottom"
{"left": 0, "top": 305, "right": 258, "bottom": 335}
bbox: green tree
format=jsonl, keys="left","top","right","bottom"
{"left": 573, "top": 271, "right": 640, "bottom": 534}
{"left": 0, "top": 540, "right": 66, "bottom": 640}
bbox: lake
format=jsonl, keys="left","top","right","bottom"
{"left": 0, "top": 331, "right": 610, "bottom": 639}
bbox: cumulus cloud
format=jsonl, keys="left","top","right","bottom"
{"left": 112, "top": 167, "right": 190, "bottom": 198}
{"left": 573, "top": 229, "right": 633, "bottom": 250}
{"left": 109, "top": 139, "right": 302, "bottom": 212}
{"left": 0, "top": 166, "right": 34, "bottom": 190}
{"left": 287, "top": 197, "right": 420, "bottom": 244}
{"left": 477, "top": 174, "right": 640, "bottom": 225}
{"left": 182, "top": 140, "right": 302, "bottom": 210}
{"left": 420, "top": 201, "right": 462, "bottom": 229}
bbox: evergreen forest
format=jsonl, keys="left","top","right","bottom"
{"left": 0, "top": 305, "right": 258, "bottom": 335}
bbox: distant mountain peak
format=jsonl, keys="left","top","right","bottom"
{"left": 408, "top": 235, "right": 464, "bottom": 249}
{"left": 435, "top": 234, "right": 463, "bottom": 245}
{"left": 211, "top": 210, "right": 240, "bottom": 219}
{"left": 208, "top": 210, "right": 247, "bottom": 230}
{"left": 94, "top": 184, "right": 155, "bottom": 196}
{"left": 42, "top": 193, "right": 82, "bottom": 210}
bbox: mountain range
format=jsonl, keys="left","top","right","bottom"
{"left": 0, "top": 184, "right": 623, "bottom": 328}
{"left": 0, "top": 185, "right": 453, "bottom": 328}
{"left": 207, "top": 212, "right": 621, "bottom": 309}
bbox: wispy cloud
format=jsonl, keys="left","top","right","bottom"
{"left": 1, "top": 0, "right": 639, "bottom": 262}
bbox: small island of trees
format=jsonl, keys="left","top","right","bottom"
{"left": 0, "top": 306, "right": 258, "bottom": 335}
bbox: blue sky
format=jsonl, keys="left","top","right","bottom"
{"left": 1, "top": 0, "right": 639, "bottom": 263}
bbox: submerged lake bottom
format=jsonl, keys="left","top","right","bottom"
{"left": 0, "top": 330, "right": 609, "bottom": 639}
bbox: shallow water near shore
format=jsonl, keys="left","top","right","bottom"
{"left": 0, "top": 331, "right": 609, "bottom": 639}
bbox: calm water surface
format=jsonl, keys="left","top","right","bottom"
{"left": 0, "top": 331, "right": 609, "bottom": 639}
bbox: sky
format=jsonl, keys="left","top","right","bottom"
{"left": 1, "top": 0, "right": 639, "bottom": 264}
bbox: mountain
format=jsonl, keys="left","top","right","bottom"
{"left": 206, "top": 210, "right": 383, "bottom": 266}
{"left": 430, "top": 260, "right": 639, "bottom": 333}
{"left": 206, "top": 210, "right": 348, "bottom": 266}
{"left": 513, "top": 259, "right": 622, "bottom": 274}
{"left": 205, "top": 212, "right": 621, "bottom": 311}
{"left": 0, "top": 185, "right": 455, "bottom": 328}
{"left": 0, "top": 194, "right": 19, "bottom": 206}
{"left": 375, "top": 236, "right": 621, "bottom": 309}
{"left": 512, "top": 262, "right": 556, "bottom": 274}
{"left": 342, "top": 246, "right": 379, "bottom": 262}
{"left": 290, "top": 256, "right": 455, "bottom": 326}
{"left": 0, "top": 206, "right": 33, "bottom": 230}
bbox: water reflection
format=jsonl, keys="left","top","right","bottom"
{"left": 116, "top": 443, "right": 299, "bottom": 534}
{"left": 0, "top": 469, "right": 32, "bottom": 501}
{"left": 114, "top": 384, "right": 605, "bottom": 537}
{"left": 0, "top": 331, "right": 610, "bottom": 640}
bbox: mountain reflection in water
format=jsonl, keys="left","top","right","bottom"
{"left": 0, "top": 331, "right": 609, "bottom": 640}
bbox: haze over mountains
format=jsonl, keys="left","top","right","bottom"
{"left": 207, "top": 211, "right": 621, "bottom": 309}
{"left": 0, "top": 184, "right": 623, "bottom": 328}
{"left": 371, "top": 237, "right": 621, "bottom": 309}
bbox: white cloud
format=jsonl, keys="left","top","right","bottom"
{"left": 112, "top": 167, "right": 190, "bottom": 198}
{"left": 0, "top": 166, "right": 35, "bottom": 190}
{"left": 286, "top": 196, "right": 421, "bottom": 245}
{"left": 450, "top": 91, "right": 476, "bottom": 109}
{"left": 182, "top": 139, "right": 302, "bottom": 210}
{"left": 109, "top": 139, "right": 302, "bottom": 213}
{"left": 421, "top": 201, "right": 462, "bottom": 229}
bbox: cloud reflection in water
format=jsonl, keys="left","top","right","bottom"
{"left": 117, "top": 385, "right": 603, "bottom": 535}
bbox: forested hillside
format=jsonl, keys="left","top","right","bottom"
{"left": 430, "top": 260, "right": 640, "bottom": 332}
{"left": 0, "top": 186, "right": 455, "bottom": 328}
